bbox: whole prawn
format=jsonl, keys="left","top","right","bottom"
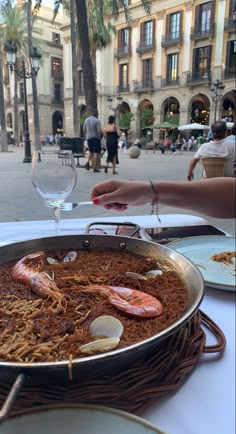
{"left": 65, "top": 284, "right": 163, "bottom": 318}
{"left": 11, "top": 251, "right": 64, "bottom": 305}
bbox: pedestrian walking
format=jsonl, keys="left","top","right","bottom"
{"left": 83, "top": 110, "right": 102, "bottom": 173}
{"left": 103, "top": 115, "right": 120, "bottom": 174}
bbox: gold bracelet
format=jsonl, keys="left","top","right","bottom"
{"left": 149, "top": 180, "right": 161, "bottom": 223}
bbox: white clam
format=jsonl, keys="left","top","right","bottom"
{"left": 89, "top": 315, "right": 124, "bottom": 339}
{"left": 125, "top": 271, "right": 147, "bottom": 281}
{"left": 47, "top": 257, "right": 59, "bottom": 264}
{"left": 79, "top": 338, "right": 120, "bottom": 355}
{"left": 63, "top": 251, "right": 77, "bottom": 262}
{"left": 146, "top": 269, "right": 163, "bottom": 277}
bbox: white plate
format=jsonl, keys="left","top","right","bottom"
{"left": 167, "top": 236, "right": 235, "bottom": 291}
{"left": 2, "top": 404, "right": 167, "bottom": 434}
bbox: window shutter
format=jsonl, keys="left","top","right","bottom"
{"left": 192, "top": 48, "right": 197, "bottom": 75}
{"left": 140, "top": 22, "right": 144, "bottom": 44}
{"left": 226, "top": 41, "right": 231, "bottom": 71}
{"left": 119, "top": 65, "right": 122, "bottom": 87}
{"left": 207, "top": 45, "right": 212, "bottom": 76}
{"left": 152, "top": 19, "right": 155, "bottom": 43}
{"left": 195, "top": 5, "right": 200, "bottom": 30}
{"left": 229, "top": 0, "right": 236, "bottom": 15}
{"left": 118, "top": 30, "right": 122, "bottom": 49}
{"left": 210, "top": 1, "right": 215, "bottom": 27}
{"left": 166, "top": 14, "right": 171, "bottom": 35}
{"left": 128, "top": 27, "right": 131, "bottom": 52}
{"left": 179, "top": 10, "right": 183, "bottom": 32}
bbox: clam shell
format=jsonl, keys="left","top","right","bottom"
{"left": 125, "top": 271, "right": 147, "bottom": 281}
{"left": 47, "top": 257, "right": 59, "bottom": 264}
{"left": 63, "top": 251, "right": 77, "bottom": 262}
{"left": 146, "top": 269, "right": 163, "bottom": 276}
{"left": 89, "top": 315, "right": 123, "bottom": 339}
{"left": 79, "top": 337, "right": 120, "bottom": 355}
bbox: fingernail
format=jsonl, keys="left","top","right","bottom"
{"left": 93, "top": 198, "right": 99, "bottom": 205}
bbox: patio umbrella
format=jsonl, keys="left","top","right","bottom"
{"left": 152, "top": 121, "right": 178, "bottom": 129}
{"left": 178, "top": 122, "right": 210, "bottom": 131}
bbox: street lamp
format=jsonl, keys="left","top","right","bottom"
{"left": 4, "top": 41, "right": 41, "bottom": 163}
{"left": 210, "top": 79, "right": 225, "bottom": 122}
{"left": 107, "top": 94, "right": 123, "bottom": 113}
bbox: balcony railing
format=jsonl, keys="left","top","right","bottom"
{"left": 133, "top": 80, "right": 154, "bottom": 92}
{"left": 161, "top": 77, "right": 180, "bottom": 87}
{"left": 51, "top": 98, "right": 64, "bottom": 105}
{"left": 136, "top": 40, "right": 155, "bottom": 53}
{"left": 223, "top": 67, "right": 236, "bottom": 79}
{"left": 190, "top": 24, "right": 215, "bottom": 40}
{"left": 161, "top": 32, "right": 183, "bottom": 48}
{"left": 116, "top": 84, "right": 130, "bottom": 93}
{"left": 51, "top": 72, "right": 64, "bottom": 81}
{"left": 224, "top": 17, "right": 236, "bottom": 32}
{"left": 187, "top": 72, "right": 211, "bottom": 85}
{"left": 114, "top": 47, "right": 131, "bottom": 58}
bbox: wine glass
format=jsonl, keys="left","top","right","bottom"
{"left": 31, "top": 150, "right": 77, "bottom": 235}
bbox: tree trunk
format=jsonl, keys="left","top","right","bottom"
{"left": 14, "top": 70, "right": 19, "bottom": 147}
{"left": 70, "top": 0, "right": 79, "bottom": 136}
{"left": 0, "top": 51, "right": 8, "bottom": 152}
{"left": 75, "top": 0, "right": 97, "bottom": 114}
{"left": 27, "top": 0, "right": 41, "bottom": 151}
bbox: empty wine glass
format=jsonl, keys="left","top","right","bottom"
{"left": 31, "top": 150, "right": 77, "bottom": 235}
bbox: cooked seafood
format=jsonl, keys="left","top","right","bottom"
{"left": 65, "top": 284, "right": 163, "bottom": 318}
{"left": 0, "top": 248, "right": 189, "bottom": 363}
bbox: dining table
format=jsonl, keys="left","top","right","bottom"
{"left": 0, "top": 213, "right": 235, "bottom": 434}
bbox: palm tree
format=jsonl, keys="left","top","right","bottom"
{"left": 1, "top": 4, "right": 43, "bottom": 149}
{"left": 75, "top": 0, "right": 151, "bottom": 113}
{"left": 1, "top": 5, "right": 29, "bottom": 147}
{"left": 34, "top": 0, "right": 152, "bottom": 114}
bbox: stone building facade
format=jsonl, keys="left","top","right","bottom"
{"left": 62, "top": 0, "right": 235, "bottom": 140}
{"left": 4, "top": 4, "right": 64, "bottom": 143}
{"left": 3, "top": 0, "right": 236, "bottom": 142}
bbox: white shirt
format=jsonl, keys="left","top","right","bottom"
{"left": 194, "top": 138, "right": 236, "bottom": 176}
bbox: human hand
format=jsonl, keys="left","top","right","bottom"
{"left": 187, "top": 172, "right": 194, "bottom": 181}
{"left": 90, "top": 180, "right": 153, "bottom": 210}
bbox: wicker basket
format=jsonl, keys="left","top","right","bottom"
{"left": 0, "top": 310, "right": 225, "bottom": 417}
{"left": 201, "top": 157, "right": 226, "bottom": 178}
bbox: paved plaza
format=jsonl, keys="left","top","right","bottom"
{"left": 0, "top": 145, "right": 235, "bottom": 236}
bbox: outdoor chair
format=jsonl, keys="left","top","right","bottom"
{"left": 145, "top": 142, "right": 156, "bottom": 153}
{"left": 201, "top": 157, "right": 227, "bottom": 178}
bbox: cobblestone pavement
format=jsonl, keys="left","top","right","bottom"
{"left": 0, "top": 145, "right": 234, "bottom": 236}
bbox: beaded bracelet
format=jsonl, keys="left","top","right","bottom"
{"left": 149, "top": 180, "right": 161, "bottom": 223}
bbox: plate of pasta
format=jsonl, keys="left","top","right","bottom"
{"left": 167, "top": 235, "right": 236, "bottom": 291}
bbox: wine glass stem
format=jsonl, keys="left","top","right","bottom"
{"left": 53, "top": 206, "right": 61, "bottom": 235}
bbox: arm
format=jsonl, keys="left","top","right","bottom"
{"left": 187, "top": 157, "right": 199, "bottom": 181}
{"left": 90, "top": 178, "right": 236, "bottom": 219}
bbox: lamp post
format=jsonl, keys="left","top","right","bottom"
{"left": 4, "top": 41, "right": 41, "bottom": 163}
{"left": 210, "top": 79, "right": 225, "bottom": 122}
{"left": 107, "top": 94, "right": 123, "bottom": 113}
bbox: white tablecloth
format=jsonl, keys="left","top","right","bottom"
{"left": 0, "top": 216, "right": 235, "bottom": 434}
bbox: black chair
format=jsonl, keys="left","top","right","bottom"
{"left": 59, "top": 137, "right": 85, "bottom": 166}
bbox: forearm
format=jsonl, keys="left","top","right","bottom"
{"left": 187, "top": 158, "right": 198, "bottom": 180}
{"left": 157, "top": 178, "right": 235, "bottom": 218}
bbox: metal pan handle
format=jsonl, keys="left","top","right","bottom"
{"left": 0, "top": 373, "right": 26, "bottom": 424}
{"left": 86, "top": 222, "right": 141, "bottom": 238}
